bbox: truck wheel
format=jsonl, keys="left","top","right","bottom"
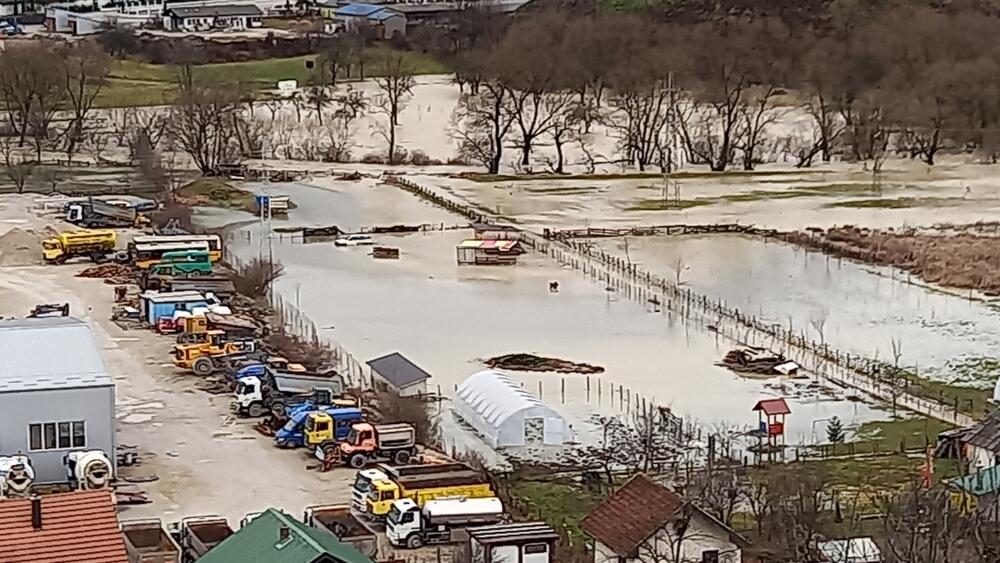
{"left": 53, "top": 255, "right": 66, "bottom": 265}
{"left": 248, "top": 403, "right": 267, "bottom": 418}
{"left": 406, "top": 534, "right": 424, "bottom": 549}
{"left": 393, "top": 450, "right": 411, "bottom": 465}
{"left": 271, "top": 403, "right": 287, "bottom": 419}
{"left": 349, "top": 453, "right": 367, "bottom": 469}
{"left": 91, "top": 252, "right": 107, "bottom": 264}
{"left": 192, "top": 357, "right": 213, "bottom": 376}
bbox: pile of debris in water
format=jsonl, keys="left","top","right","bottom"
{"left": 719, "top": 347, "right": 799, "bottom": 376}
{"left": 484, "top": 353, "right": 605, "bottom": 374}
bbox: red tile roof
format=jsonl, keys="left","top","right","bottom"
{"left": 580, "top": 474, "right": 684, "bottom": 557}
{"left": 0, "top": 490, "right": 129, "bottom": 563}
{"left": 753, "top": 398, "right": 791, "bottom": 416}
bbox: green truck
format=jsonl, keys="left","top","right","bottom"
{"left": 149, "top": 250, "right": 213, "bottom": 277}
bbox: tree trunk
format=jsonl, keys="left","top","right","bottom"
{"left": 554, "top": 135, "right": 564, "bottom": 174}
{"left": 388, "top": 120, "right": 396, "bottom": 163}
{"left": 520, "top": 139, "right": 531, "bottom": 167}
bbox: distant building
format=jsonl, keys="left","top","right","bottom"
{"left": 162, "top": 4, "right": 263, "bottom": 31}
{"left": 333, "top": 3, "right": 405, "bottom": 39}
{"left": 44, "top": 7, "right": 148, "bottom": 34}
{"left": 198, "top": 508, "right": 373, "bottom": 563}
{"left": 0, "top": 0, "right": 33, "bottom": 18}
{"left": 366, "top": 351, "right": 432, "bottom": 397}
{"left": 0, "top": 317, "right": 116, "bottom": 484}
{"left": 962, "top": 408, "right": 1000, "bottom": 471}
{"left": 456, "top": 238, "right": 525, "bottom": 266}
{"left": 581, "top": 474, "right": 748, "bottom": 563}
{"left": 0, "top": 490, "right": 128, "bottom": 563}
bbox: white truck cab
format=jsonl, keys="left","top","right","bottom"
{"left": 232, "top": 375, "right": 265, "bottom": 416}
{"left": 352, "top": 468, "right": 388, "bottom": 513}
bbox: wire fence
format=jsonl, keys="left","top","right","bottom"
{"left": 389, "top": 176, "right": 980, "bottom": 428}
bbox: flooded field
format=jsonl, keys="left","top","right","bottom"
{"left": 218, "top": 180, "right": 887, "bottom": 447}
{"left": 595, "top": 234, "right": 1000, "bottom": 387}
{"left": 410, "top": 159, "right": 1000, "bottom": 232}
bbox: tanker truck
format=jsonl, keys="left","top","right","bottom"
{"left": 64, "top": 450, "right": 113, "bottom": 490}
{"left": 0, "top": 455, "right": 34, "bottom": 498}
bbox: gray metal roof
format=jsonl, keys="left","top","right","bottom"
{"left": 0, "top": 317, "right": 113, "bottom": 392}
{"left": 467, "top": 522, "right": 558, "bottom": 544}
{"left": 965, "top": 408, "right": 1000, "bottom": 454}
{"left": 366, "top": 352, "right": 431, "bottom": 389}
{"left": 166, "top": 4, "right": 263, "bottom": 18}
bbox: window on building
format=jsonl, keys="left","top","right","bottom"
{"left": 28, "top": 420, "right": 86, "bottom": 451}
{"left": 702, "top": 550, "right": 720, "bottom": 563}
{"left": 524, "top": 543, "right": 549, "bottom": 554}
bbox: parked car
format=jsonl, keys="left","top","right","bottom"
{"left": 335, "top": 234, "right": 375, "bottom": 247}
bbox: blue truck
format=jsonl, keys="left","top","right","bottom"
{"left": 274, "top": 406, "right": 364, "bottom": 449}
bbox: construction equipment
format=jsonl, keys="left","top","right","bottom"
{"left": 66, "top": 198, "right": 150, "bottom": 229}
{"left": 0, "top": 455, "right": 34, "bottom": 498}
{"left": 303, "top": 505, "right": 378, "bottom": 558}
{"left": 232, "top": 363, "right": 345, "bottom": 418}
{"left": 174, "top": 516, "right": 233, "bottom": 561}
{"left": 28, "top": 303, "right": 69, "bottom": 318}
{"left": 274, "top": 406, "right": 363, "bottom": 449}
{"left": 64, "top": 450, "right": 113, "bottom": 490}
{"left": 321, "top": 422, "right": 416, "bottom": 470}
{"left": 42, "top": 229, "right": 117, "bottom": 264}
{"left": 363, "top": 469, "right": 493, "bottom": 518}
{"left": 386, "top": 497, "right": 505, "bottom": 549}
{"left": 349, "top": 463, "right": 470, "bottom": 512}
{"left": 121, "top": 519, "right": 181, "bottom": 563}
{"left": 172, "top": 333, "right": 257, "bottom": 376}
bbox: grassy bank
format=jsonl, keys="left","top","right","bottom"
{"left": 504, "top": 475, "right": 607, "bottom": 546}
{"left": 463, "top": 169, "right": 816, "bottom": 183}
{"left": 176, "top": 178, "right": 256, "bottom": 211}
{"left": 96, "top": 47, "right": 447, "bottom": 108}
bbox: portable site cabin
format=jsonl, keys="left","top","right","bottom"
{"left": 456, "top": 239, "right": 525, "bottom": 266}
{"left": 366, "top": 352, "right": 432, "bottom": 397}
{"left": 454, "top": 370, "right": 568, "bottom": 448}
{"left": 467, "top": 522, "right": 558, "bottom": 563}
{"left": 471, "top": 222, "right": 520, "bottom": 241}
{"left": 139, "top": 290, "right": 209, "bottom": 325}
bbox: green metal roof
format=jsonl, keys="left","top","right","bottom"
{"left": 949, "top": 465, "right": 1000, "bottom": 496}
{"left": 197, "top": 508, "right": 373, "bottom": 563}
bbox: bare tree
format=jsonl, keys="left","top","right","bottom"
{"left": 321, "top": 87, "right": 367, "bottom": 162}
{"left": 0, "top": 41, "right": 65, "bottom": 151}
{"left": 450, "top": 78, "right": 514, "bottom": 174}
{"left": 165, "top": 66, "right": 245, "bottom": 173}
{"left": 305, "top": 86, "right": 332, "bottom": 125}
{"left": 60, "top": 42, "right": 111, "bottom": 161}
{"left": 371, "top": 52, "right": 415, "bottom": 164}
{"left": 0, "top": 137, "right": 34, "bottom": 193}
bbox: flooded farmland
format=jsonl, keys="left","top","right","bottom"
{"left": 595, "top": 234, "right": 1000, "bottom": 387}
{"left": 217, "top": 179, "right": 888, "bottom": 447}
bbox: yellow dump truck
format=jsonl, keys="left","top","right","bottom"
{"left": 364, "top": 469, "right": 495, "bottom": 518}
{"left": 42, "top": 229, "right": 117, "bottom": 264}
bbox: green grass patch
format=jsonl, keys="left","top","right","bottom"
{"left": 626, "top": 198, "right": 715, "bottom": 211}
{"left": 177, "top": 178, "right": 255, "bottom": 211}
{"left": 96, "top": 48, "right": 447, "bottom": 108}
{"left": 908, "top": 377, "right": 993, "bottom": 419}
{"left": 505, "top": 476, "right": 606, "bottom": 546}
{"left": 825, "top": 196, "right": 965, "bottom": 209}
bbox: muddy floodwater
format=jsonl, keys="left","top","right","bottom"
{"left": 216, "top": 180, "right": 887, "bottom": 447}
{"left": 597, "top": 235, "right": 1000, "bottom": 387}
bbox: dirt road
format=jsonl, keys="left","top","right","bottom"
{"left": 0, "top": 263, "right": 354, "bottom": 524}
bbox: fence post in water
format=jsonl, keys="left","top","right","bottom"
{"left": 586, "top": 376, "right": 591, "bottom": 403}
{"left": 538, "top": 380, "right": 543, "bottom": 399}
{"left": 561, "top": 377, "right": 566, "bottom": 404}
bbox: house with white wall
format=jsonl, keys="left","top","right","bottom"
{"left": 581, "top": 474, "right": 748, "bottom": 563}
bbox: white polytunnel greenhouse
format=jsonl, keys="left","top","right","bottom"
{"left": 454, "top": 370, "right": 569, "bottom": 448}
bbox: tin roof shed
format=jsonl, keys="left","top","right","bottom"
{"left": 366, "top": 352, "right": 431, "bottom": 391}
{"left": 0, "top": 317, "right": 112, "bottom": 393}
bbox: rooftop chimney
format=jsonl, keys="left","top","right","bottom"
{"left": 30, "top": 496, "right": 42, "bottom": 530}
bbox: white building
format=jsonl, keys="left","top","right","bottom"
{"left": 454, "top": 370, "right": 569, "bottom": 448}
{"left": 45, "top": 7, "right": 148, "bottom": 34}
{"left": 959, "top": 408, "right": 1000, "bottom": 471}
{"left": 162, "top": 4, "right": 262, "bottom": 31}
{"left": 818, "top": 537, "right": 883, "bottom": 563}
{"left": 582, "top": 474, "right": 747, "bottom": 563}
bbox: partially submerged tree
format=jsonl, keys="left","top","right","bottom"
{"left": 166, "top": 66, "right": 246, "bottom": 173}
{"left": 371, "top": 52, "right": 415, "bottom": 163}
{"left": 230, "top": 257, "right": 285, "bottom": 300}
{"left": 59, "top": 42, "right": 111, "bottom": 161}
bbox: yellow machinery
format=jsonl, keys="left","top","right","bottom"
{"left": 364, "top": 475, "right": 494, "bottom": 518}
{"left": 172, "top": 331, "right": 256, "bottom": 376}
{"left": 42, "top": 230, "right": 117, "bottom": 264}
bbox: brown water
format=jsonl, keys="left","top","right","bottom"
{"left": 218, "top": 180, "right": 887, "bottom": 447}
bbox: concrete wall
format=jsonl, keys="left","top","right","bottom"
{"left": 0, "top": 385, "right": 116, "bottom": 484}
{"left": 593, "top": 512, "right": 741, "bottom": 563}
